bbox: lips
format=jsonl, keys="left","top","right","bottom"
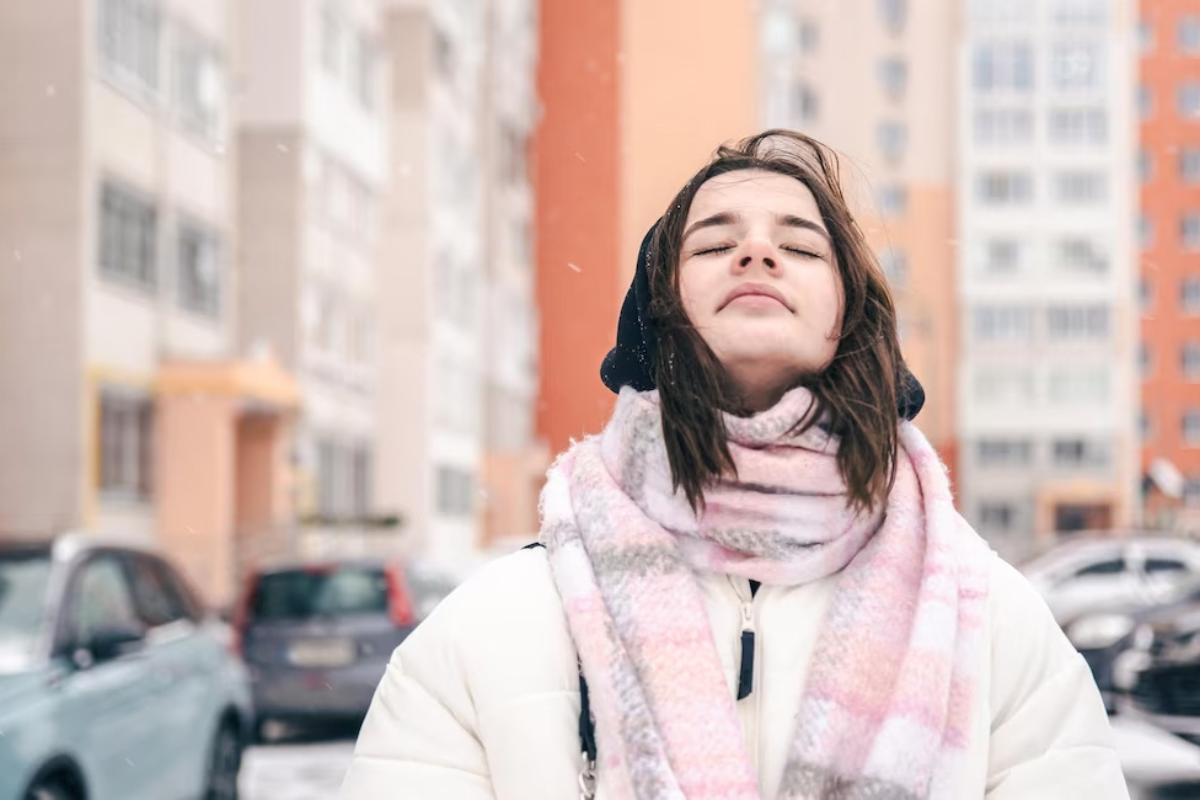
{"left": 719, "top": 282, "right": 792, "bottom": 312}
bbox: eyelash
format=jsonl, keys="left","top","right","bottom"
{"left": 693, "top": 244, "right": 824, "bottom": 259}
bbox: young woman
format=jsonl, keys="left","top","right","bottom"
{"left": 340, "top": 131, "right": 1127, "bottom": 799}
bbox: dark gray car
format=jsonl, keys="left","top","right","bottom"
{"left": 234, "top": 560, "right": 425, "bottom": 740}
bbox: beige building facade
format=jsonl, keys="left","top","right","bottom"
{"left": 0, "top": 0, "right": 299, "bottom": 604}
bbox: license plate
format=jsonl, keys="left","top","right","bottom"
{"left": 288, "top": 639, "right": 355, "bottom": 668}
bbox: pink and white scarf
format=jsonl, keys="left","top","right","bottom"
{"left": 540, "top": 387, "right": 992, "bottom": 799}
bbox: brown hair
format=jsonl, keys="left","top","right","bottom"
{"left": 649, "top": 129, "right": 904, "bottom": 514}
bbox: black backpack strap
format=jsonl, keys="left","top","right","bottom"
{"left": 519, "top": 542, "right": 598, "bottom": 772}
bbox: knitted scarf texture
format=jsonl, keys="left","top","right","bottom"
{"left": 540, "top": 387, "right": 992, "bottom": 799}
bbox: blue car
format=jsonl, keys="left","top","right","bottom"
{"left": 0, "top": 534, "right": 253, "bottom": 800}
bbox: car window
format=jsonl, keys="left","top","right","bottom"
{"left": 67, "top": 555, "right": 142, "bottom": 644}
{"left": 1145, "top": 558, "right": 1189, "bottom": 574}
{"left": 154, "top": 558, "right": 204, "bottom": 622}
{"left": 249, "top": 566, "right": 389, "bottom": 622}
{"left": 127, "top": 555, "right": 189, "bottom": 628}
{"left": 1073, "top": 558, "right": 1127, "bottom": 578}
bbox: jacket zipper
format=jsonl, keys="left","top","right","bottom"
{"left": 729, "top": 577, "right": 761, "bottom": 772}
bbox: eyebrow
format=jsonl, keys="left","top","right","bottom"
{"left": 682, "top": 211, "right": 831, "bottom": 244}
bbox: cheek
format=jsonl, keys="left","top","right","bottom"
{"left": 678, "top": 266, "right": 706, "bottom": 324}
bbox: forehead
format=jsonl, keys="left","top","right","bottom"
{"left": 686, "top": 169, "right": 821, "bottom": 223}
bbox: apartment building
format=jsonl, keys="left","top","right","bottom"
{"left": 0, "top": 0, "right": 300, "bottom": 603}
{"left": 958, "top": 0, "right": 1138, "bottom": 556}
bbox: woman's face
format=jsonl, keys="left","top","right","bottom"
{"left": 678, "top": 169, "right": 841, "bottom": 410}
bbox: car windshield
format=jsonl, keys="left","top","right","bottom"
{"left": 249, "top": 566, "right": 389, "bottom": 622}
{"left": 0, "top": 548, "right": 52, "bottom": 670}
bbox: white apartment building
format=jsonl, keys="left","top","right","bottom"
{"left": 958, "top": 0, "right": 1138, "bottom": 556}
{"left": 479, "top": 0, "right": 546, "bottom": 550}
{"left": 378, "top": 0, "right": 489, "bottom": 560}
{"left": 235, "top": 0, "right": 391, "bottom": 560}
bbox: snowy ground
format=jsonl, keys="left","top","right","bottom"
{"left": 239, "top": 717, "right": 1200, "bottom": 799}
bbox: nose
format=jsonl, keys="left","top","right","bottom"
{"left": 736, "top": 237, "right": 779, "bottom": 272}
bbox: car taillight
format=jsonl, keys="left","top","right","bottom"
{"left": 385, "top": 565, "right": 416, "bottom": 627}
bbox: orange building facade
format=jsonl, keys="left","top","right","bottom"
{"left": 1139, "top": 1, "right": 1200, "bottom": 530}
{"left": 534, "top": 0, "right": 761, "bottom": 455}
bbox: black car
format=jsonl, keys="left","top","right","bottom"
{"left": 1062, "top": 578, "right": 1200, "bottom": 712}
{"left": 1119, "top": 599, "right": 1200, "bottom": 741}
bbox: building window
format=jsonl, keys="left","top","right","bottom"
{"left": 1182, "top": 278, "right": 1200, "bottom": 315}
{"left": 1140, "top": 412, "right": 1153, "bottom": 441}
{"left": 316, "top": 439, "right": 373, "bottom": 519}
{"left": 1050, "top": 43, "right": 1104, "bottom": 92}
{"left": 1182, "top": 148, "right": 1200, "bottom": 184}
{"left": 877, "top": 0, "right": 907, "bottom": 34}
{"left": 974, "top": 109, "right": 1033, "bottom": 145}
{"left": 1055, "top": 238, "right": 1108, "bottom": 274}
{"left": 175, "top": 28, "right": 223, "bottom": 142}
{"left": 877, "top": 57, "right": 907, "bottom": 100}
{"left": 976, "top": 438, "right": 1033, "bottom": 468}
{"left": 799, "top": 19, "right": 820, "bottom": 53}
{"left": 1186, "top": 476, "right": 1200, "bottom": 508}
{"left": 879, "top": 248, "right": 909, "bottom": 289}
{"left": 433, "top": 27, "right": 455, "bottom": 81}
{"left": 973, "top": 42, "right": 1034, "bottom": 92}
{"left": 1047, "top": 304, "right": 1109, "bottom": 342}
{"left": 1051, "top": 0, "right": 1107, "bottom": 25}
{"left": 350, "top": 32, "right": 378, "bottom": 111}
{"left": 99, "top": 392, "right": 154, "bottom": 500}
{"left": 99, "top": 0, "right": 161, "bottom": 99}
{"left": 1139, "top": 214, "right": 1154, "bottom": 250}
{"left": 876, "top": 121, "right": 908, "bottom": 163}
{"left": 970, "top": 0, "right": 1034, "bottom": 24}
{"left": 976, "top": 171, "right": 1033, "bottom": 205}
{"left": 1053, "top": 171, "right": 1106, "bottom": 205}
{"left": 1048, "top": 367, "right": 1109, "bottom": 404}
{"left": 1183, "top": 214, "right": 1200, "bottom": 250}
{"left": 876, "top": 184, "right": 908, "bottom": 217}
{"left": 1138, "top": 21, "right": 1154, "bottom": 53}
{"left": 99, "top": 182, "right": 157, "bottom": 290}
{"left": 1138, "top": 149, "right": 1153, "bottom": 183}
{"left": 1178, "top": 84, "right": 1200, "bottom": 119}
{"left": 974, "top": 305, "right": 1033, "bottom": 342}
{"left": 974, "top": 367, "right": 1035, "bottom": 404}
{"left": 1140, "top": 343, "right": 1152, "bottom": 376}
{"left": 1184, "top": 341, "right": 1200, "bottom": 379}
{"left": 982, "top": 239, "right": 1021, "bottom": 274}
{"left": 1185, "top": 411, "right": 1200, "bottom": 445}
{"left": 1049, "top": 107, "right": 1107, "bottom": 145}
{"left": 436, "top": 466, "right": 475, "bottom": 517}
{"left": 1052, "top": 438, "right": 1110, "bottom": 469}
{"left": 1138, "top": 85, "right": 1153, "bottom": 119}
{"left": 321, "top": 4, "right": 343, "bottom": 76}
{"left": 793, "top": 82, "right": 819, "bottom": 122}
{"left": 1179, "top": 16, "right": 1200, "bottom": 53}
{"left": 177, "top": 222, "right": 221, "bottom": 317}
{"left": 979, "top": 501, "right": 1018, "bottom": 532}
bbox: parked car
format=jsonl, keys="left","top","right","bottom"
{"left": 1021, "top": 535, "right": 1200, "bottom": 625}
{"left": 1062, "top": 576, "right": 1200, "bottom": 711}
{"left": 233, "top": 559, "right": 422, "bottom": 740}
{"left": 0, "top": 533, "right": 252, "bottom": 800}
{"left": 1113, "top": 594, "right": 1200, "bottom": 743}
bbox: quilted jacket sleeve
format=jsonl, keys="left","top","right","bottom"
{"left": 338, "top": 622, "right": 497, "bottom": 800}
{"left": 984, "top": 558, "right": 1130, "bottom": 799}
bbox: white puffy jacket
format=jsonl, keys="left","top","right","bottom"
{"left": 340, "top": 546, "right": 1128, "bottom": 799}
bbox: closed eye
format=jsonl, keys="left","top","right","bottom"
{"left": 781, "top": 245, "right": 826, "bottom": 259}
{"left": 693, "top": 244, "right": 735, "bottom": 256}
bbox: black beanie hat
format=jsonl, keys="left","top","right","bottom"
{"left": 600, "top": 222, "right": 927, "bottom": 421}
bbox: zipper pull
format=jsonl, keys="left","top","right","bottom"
{"left": 737, "top": 601, "right": 755, "bottom": 701}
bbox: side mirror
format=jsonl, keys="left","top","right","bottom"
{"left": 77, "top": 624, "right": 146, "bottom": 666}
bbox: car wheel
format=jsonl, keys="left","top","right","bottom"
{"left": 25, "top": 779, "right": 75, "bottom": 800}
{"left": 204, "top": 722, "right": 243, "bottom": 800}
